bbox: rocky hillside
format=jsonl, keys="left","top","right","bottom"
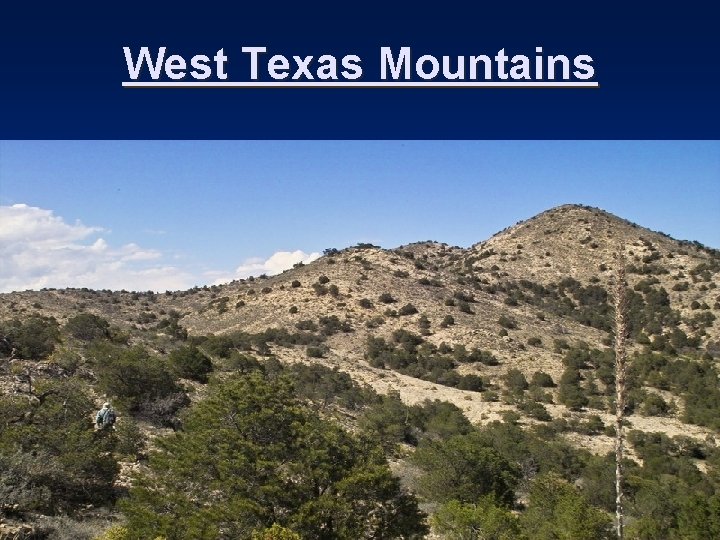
{"left": 2, "top": 204, "right": 720, "bottom": 539}
{"left": 2, "top": 204, "right": 719, "bottom": 447}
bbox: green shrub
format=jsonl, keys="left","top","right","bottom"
{"left": 91, "top": 344, "right": 182, "bottom": 413}
{"left": 521, "top": 473, "right": 613, "bottom": 539}
{"left": 119, "top": 373, "right": 427, "bottom": 539}
{"left": 530, "top": 371, "right": 555, "bottom": 387}
{"left": 0, "top": 316, "right": 60, "bottom": 360}
{"left": 431, "top": 497, "right": 524, "bottom": 540}
{"left": 412, "top": 432, "right": 521, "bottom": 505}
{"left": 305, "top": 345, "right": 326, "bottom": 358}
{"left": 64, "top": 313, "right": 110, "bottom": 341}
{"left": 168, "top": 345, "right": 213, "bottom": 383}
{"left": 504, "top": 369, "right": 529, "bottom": 392}
{"left": 0, "top": 379, "right": 119, "bottom": 514}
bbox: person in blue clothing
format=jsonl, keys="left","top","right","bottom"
{"left": 95, "top": 402, "right": 117, "bottom": 429}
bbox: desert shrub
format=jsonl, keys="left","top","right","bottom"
{"left": 222, "top": 351, "right": 264, "bottom": 374}
{"left": 398, "top": 303, "right": 418, "bottom": 316}
{"left": 431, "top": 496, "right": 524, "bottom": 539}
{"left": 317, "top": 275, "right": 330, "bottom": 284}
{"left": 136, "top": 392, "right": 190, "bottom": 428}
{"left": 521, "top": 473, "right": 613, "bottom": 539}
{"left": 378, "top": 293, "right": 396, "bottom": 304}
{"left": 530, "top": 371, "right": 555, "bottom": 387}
{"left": 466, "top": 348, "right": 500, "bottom": 366}
{"left": 641, "top": 393, "right": 671, "bottom": 416}
{"left": 504, "top": 369, "right": 529, "bottom": 392}
{"left": 251, "top": 524, "right": 301, "bottom": 540}
{"left": 285, "top": 363, "right": 378, "bottom": 410}
{"left": 418, "top": 315, "right": 432, "bottom": 335}
{"left": 412, "top": 432, "right": 521, "bottom": 505}
{"left": 0, "top": 316, "right": 60, "bottom": 360}
{"left": 558, "top": 368, "right": 589, "bottom": 410}
{"left": 155, "top": 311, "right": 188, "bottom": 340}
{"left": 498, "top": 315, "right": 517, "bottom": 329}
{"left": 414, "top": 400, "right": 473, "bottom": 441}
{"left": 0, "top": 379, "right": 119, "bottom": 514}
{"left": 295, "top": 319, "right": 317, "bottom": 332}
{"left": 305, "top": 345, "right": 326, "bottom": 358}
{"left": 440, "top": 315, "right": 455, "bottom": 327}
{"left": 90, "top": 344, "right": 182, "bottom": 413}
{"left": 168, "top": 345, "right": 213, "bottom": 383}
{"left": 119, "top": 374, "right": 427, "bottom": 539}
{"left": 318, "top": 315, "right": 352, "bottom": 336}
{"left": 365, "top": 315, "right": 385, "bottom": 328}
{"left": 457, "top": 374, "right": 484, "bottom": 392}
{"left": 357, "top": 298, "right": 373, "bottom": 309}
{"left": 453, "top": 291, "right": 476, "bottom": 303}
{"left": 114, "top": 417, "right": 145, "bottom": 459}
{"left": 518, "top": 399, "right": 552, "bottom": 421}
{"left": 64, "top": 313, "right": 110, "bottom": 341}
{"left": 291, "top": 280, "right": 301, "bottom": 288}
{"left": 457, "top": 301, "right": 474, "bottom": 314}
{"left": 359, "top": 392, "right": 419, "bottom": 448}
{"left": 311, "top": 283, "right": 328, "bottom": 296}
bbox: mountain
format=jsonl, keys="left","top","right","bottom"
{"left": 1, "top": 204, "right": 719, "bottom": 537}
{"left": 2, "top": 204, "right": 718, "bottom": 438}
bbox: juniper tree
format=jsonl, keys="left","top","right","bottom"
{"left": 120, "top": 372, "right": 427, "bottom": 539}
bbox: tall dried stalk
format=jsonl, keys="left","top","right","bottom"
{"left": 614, "top": 251, "right": 628, "bottom": 540}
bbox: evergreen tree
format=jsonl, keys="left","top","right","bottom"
{"left": 412, "top": 432, "right": 520, "bottom": 506}
{"left": 431, "top": 496, "right": 526, "bottom": 540}
{"left": 521, "top": 473, "right": 613, "bottom": 540}
{"left": 120, "top": 372, "right": 427, "bottom": 539}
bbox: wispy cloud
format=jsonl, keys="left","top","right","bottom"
{"left": 0, "top": 204, "right": 319, "bottom": 293}
{"left": 0, "top": 204, "right": 194, "bottom": 292}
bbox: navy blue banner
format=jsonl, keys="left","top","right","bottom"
{"left": 2, "top": 4, "right": 718, "bottom": 139}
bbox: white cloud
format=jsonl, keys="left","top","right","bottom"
{"left": 0, "top": 204, "right": 194, "bottom": 292}
{"left": 211, "top": 250, "right": 321, "bottom": 285}
{"left": 0, "top": 204, "right": 101, "bottom": 245}
{"left": 0, "top": 204, "right": 321, "bottom": 293}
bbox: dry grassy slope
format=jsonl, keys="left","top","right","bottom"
{"left": 179, "top": 244, "right": 608, "bottom": 381}
{"left": 2, "top": 204, "right": 719, "bottom": 455}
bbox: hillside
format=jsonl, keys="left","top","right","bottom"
{"left": 3, "top": 204, "right": 719, "bottom": 439}
{"left": 1, "top": 204, "right": 720, "bottom": 538}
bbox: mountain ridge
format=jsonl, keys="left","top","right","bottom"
{"left": 2, "top": 205, "right": 718, "bottom": 447}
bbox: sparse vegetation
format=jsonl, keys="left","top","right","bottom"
{"left": 1, "top": 204, "right": 719, "bottom": 537}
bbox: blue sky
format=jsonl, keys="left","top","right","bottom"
{"left": 0, "top": 140, "right": 718, "bottom": 292}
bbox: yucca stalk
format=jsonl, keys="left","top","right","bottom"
{"left": 614, "top": 251, "right": 628, "bottom": 540}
